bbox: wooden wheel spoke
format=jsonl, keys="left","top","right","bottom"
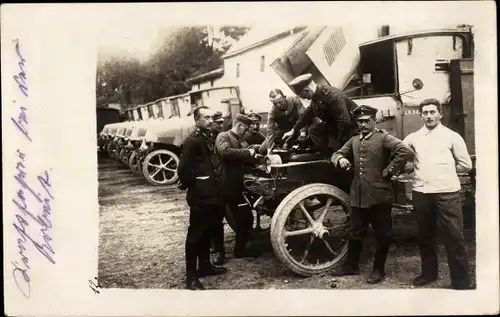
{"left": 284, "top": 227, "right": 314, "bottom": 237}
{"left": 164, "top": 167, "right": 176, "bottom": 172}
{"left": 318, "top": 198, "right": 333, "bottom": 223}
{"left": 161, "top": 170, "right": 167, "bottom": 180}
{"left": 298, "top": 201, "right": 315, "bottom": 225}
{"left": 158, "top": 156, "right": 164, "bottom": 165}
{"left": 165, "top": 157, "right": 173, "bottom": 166}
{"left": 148, "top": 163, "right": 161, "bottom": 168}
{"left": 151, "top": 168, "right": 162, "bottom": 177}
{"left": 322, "top": 239, "right": 337, "bottom": 256}
{"left": 300, "top": 236, "right": 315, "bottom": 263}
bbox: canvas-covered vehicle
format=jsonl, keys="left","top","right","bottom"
{"left": 116, "top": 122, "right": 138, "bottom": 166}
{"left": 140, "top": 86, "right": 244, "bottom": 186}
{"left": 100, "top": 122, "right": 126, "bottom": 158}
{"left": 229, "top": 25, "right": 476, "bottom": 276}
{"left": 127, "top": 120, "right": 156, "bottom": 175}
{"left": 140, "top": 117, "right": 196, "bottom": 185}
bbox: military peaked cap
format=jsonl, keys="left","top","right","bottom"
{"left": 213, "top": 111, "right": 225, "bottom": 122}
{"left": 288, "top": 73, "right": 313, "bottom": 92}
{"left": 247, "top": 112, "right": 263, "bottom": 122}
{"left": 352, "top": 104, "right": 379, "bottom": 120}
{"left": 235, "top": 114, "right": 253, "bottom": 126}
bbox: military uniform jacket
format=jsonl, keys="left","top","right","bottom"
{"left": 244, "top": 130, "right": 266, "bottom": 146}
{"left": 294, "top": 85, "right": 359, "bottom": 148}
{"left": 267, "top": 96, "right": 306, "bottom": 140}
{"left": 214, "top": 131, "right": 254, "bottom": 198}
{"left": 178, "top": 129, "right": 222, "bottom": 207}
{"left": 331, "top": 129, "right": 415, "bottom": 208}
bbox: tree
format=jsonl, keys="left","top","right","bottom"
{"left": 96, "top": 25, "right": 251, "bottom": 108}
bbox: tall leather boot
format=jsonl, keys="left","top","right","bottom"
{"left": 367, "top": 241, "right": 389, "bottom": 284}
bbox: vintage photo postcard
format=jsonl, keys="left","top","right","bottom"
{"left": 2, "top": 2, "right": 499, "bottom": 316}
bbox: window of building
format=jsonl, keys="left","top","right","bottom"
{"left": 236, "top": 63, "right": 240, "bottom": 78}
{"left": 260, "top": 55, "right": 265, "bottom": 72}
{"left": 197, "top": 84, "right": 200, "bottom": 90}
{"left": 137, "top": 109, "right": 143, "bottom": 120}
{"left": 210, "top": 80, "right": 214, "bottom": 87}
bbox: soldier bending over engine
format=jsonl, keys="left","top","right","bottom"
{"left": 331, "top": 105, "right": 415, "bottom": 284}
{"left": 283, "top": 73, "right": 359, "bottom": 157}
{"left": 260, "top": 88, "right": 306, "bottom": 154}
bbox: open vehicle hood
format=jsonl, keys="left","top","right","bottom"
{"left": 271, "top": 26, "right": 361, "bottom": 91}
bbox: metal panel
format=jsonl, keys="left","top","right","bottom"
{"left": 305, "top": 27, "right": 360, "bottom": 90}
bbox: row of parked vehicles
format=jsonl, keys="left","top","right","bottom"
{"left": 98, "top": 25, "right": 476, "bottom": 276}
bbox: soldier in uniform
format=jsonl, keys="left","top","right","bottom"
{"left": 283, "top": 73, "right": 359, "bottom": 157}
{"left": 244, "top": 112, "right": 266, "bottom": 148}
{"left": 208, "top": 111, "right": 227, "bottom": 266}
{"left": 215, "top": 114, "right": 261, "bottom": 258}
{"left": 211, "top": 111, "right": 226, "bottom": 135}
{"left": 259, "top": 89, "right": 307, "bottom": 154}
{"left": 178, "top": 106, "right": 228, "bottom": 290}
{"left": 330, "top": 105, "right": 415, "bottom": 284}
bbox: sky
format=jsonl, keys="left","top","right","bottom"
{"left": 97, "top": 21, "right": 465, "bottom": 62}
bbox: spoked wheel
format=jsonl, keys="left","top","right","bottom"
{"left": 118, "top": 148, "right": 127, "bottom": 165}
{"left": 142, "top": 149, "right": 179, "bottom": 185}
{"left": 129, "top": 151, "right": 143, "bottom": 175}
{"left": 270, "top": 183, "right": 350, "bottom": 276}
{"left": 106, "top": 143, "right": 115, "bottom": 158}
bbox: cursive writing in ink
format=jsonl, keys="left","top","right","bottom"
{"left": 12, "top": 150, "right": 55, "bottom": 298}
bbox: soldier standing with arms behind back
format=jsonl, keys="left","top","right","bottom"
{"left": 178, "top": 106, "right": 227, "bottom": 290}
{"left": 215, "top": 114, "right": 261, "bottom": 258}
{"left": 403, "top": 98, "right": 473, "bottom": 290}
{"left": 331, "top": 105, "right": 415, "bottom": 284}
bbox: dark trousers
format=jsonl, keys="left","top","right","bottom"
{"left": 412, "top": 191, "right": 470, "bottom": 287}
{"left": 210, "top": 205, "right": 225, "bottom": 253}
{"left": 185, "top": 204, "right": 221, "bottom": 279}
{"left": 347, "top": 203, "right": 393, "bottom": 272}
{"left": 227, "top": 194, "right": 254, "bottom": 253}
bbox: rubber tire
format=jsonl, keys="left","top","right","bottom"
{"left": 270, "top": 183, "right": 350, "bottom": 276}
{"left": 142, "top": 149, "right": 180, "bottom": 185}
{"left": 129, "top": 151, "right": 143, "bottom": 176}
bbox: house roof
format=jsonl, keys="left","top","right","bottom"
{"left": 222, "top": 25, "right": 307, "bottom": 59}
{"left": 185, "top": 68, "right": 224, "bottom": 85}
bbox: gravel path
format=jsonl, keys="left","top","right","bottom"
{"left": 98, "top": 158, "right": 476, "bottom": 290}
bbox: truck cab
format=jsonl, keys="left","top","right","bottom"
{"left": 271, "top": 25, "right": 475, "bottom": 209}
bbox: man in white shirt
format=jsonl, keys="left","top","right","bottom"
{"left": 404, "top": 98, "right": 473, "bottom": 290}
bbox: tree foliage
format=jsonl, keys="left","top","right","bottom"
{"left": 96, "top": 26, "right": 250, "bottom": 109}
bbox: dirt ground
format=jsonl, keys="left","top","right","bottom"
{"left": 98, "top": 157, "right": 476, "bottom": 290}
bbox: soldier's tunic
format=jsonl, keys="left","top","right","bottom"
{"left": 244, "top": 130, "right": 266, "bottom": 146}
{"left": 214, "top": 131, "right": 255, "bottom": 253}
{"left": 178, "top": 128, "right": 224, "bottom": 280}
{"left": 331, "top": 129, "right": 414, "bottom": 271}
{"left": 294, "top": 85, "right": 359, "bottom": 153}
{"left": 260, "top": 96, "right": 305, "bottom": 153}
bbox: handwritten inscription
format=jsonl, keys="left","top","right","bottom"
{"left": 11, "top": 39, "right": 55, "bottom": 299}
{"left": 89, "top": 277, "right": 102, "bottom": 294}
{"left": 11, "top": 39, "right": 31, "bottom": 142}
